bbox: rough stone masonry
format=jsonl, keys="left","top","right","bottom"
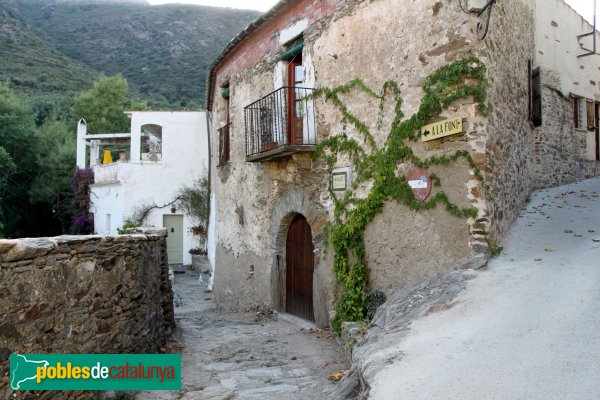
{"left": 0, "top": 228, "right": 175, "bottom": 399}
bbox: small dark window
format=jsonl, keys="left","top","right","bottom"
{"left": 218, "top": 123, "right": 230, "bottom": 166}
{"left": 573, "top": 97, "right": 581, "bottom": 129}
{"left": 218, "top": 83, "right": 231, "bottom": 166}
{"left": 529, "top": 61, "right": 542, "bottom": 127}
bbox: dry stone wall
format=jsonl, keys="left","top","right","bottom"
{"left": 478, "top": 0, "right": 536, "bottom": 241}
{"left": 533, "top": 69, "right": 600, "bottom": 189}
{"left": 0, "top": 228, "right": 175, "bottom": 398}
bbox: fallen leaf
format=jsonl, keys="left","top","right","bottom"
{"left": 544, "top": 248, "right": 555, "bottom": 252}
{"left": 564, "top": 229, "right": 573, "bottom": 233}
{"left": 328, "top": 370, "right": 347, "bottom": 381}
{"left": 593, "top": 239, "right": 600, "bottom": 243}
{"left": 588, "top": 228, "right": 595, "bottom": 233}
{"left": 574, "top": 233, "right": 583, "bottom": 237}
{"left": 534, "top": 258, "right": 542, "bottom": 262}
{"left": 290, "top": 356, "right": 297, "bottom": 361}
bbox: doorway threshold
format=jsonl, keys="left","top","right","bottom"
{"left": 278, "top": 312, "right": 317, "bottom": 329}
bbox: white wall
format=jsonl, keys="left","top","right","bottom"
{"left": 90, "top": 183, "right": 124, "bottom": 236}
{"left": 533, "top": 0, "right": 600, "bottom": 99}
{"left": 90, "top": 111, "right": 209, "bottom": 265}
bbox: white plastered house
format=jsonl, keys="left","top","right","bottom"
{"left": 76, "top": 111, "right": 209, "bottom": 265}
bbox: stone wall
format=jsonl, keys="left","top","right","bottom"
{"left": 210, "top": 0, "right": 494, "bottom": 325}
{"left": 479, "top": 0, "right": 536, "bottom": 241}
{"left": 533, "top": 69, "right": 582, "bottom": 188}
{"left": 0, "top": 228, "right": 174, "bottom": 398}
{"left": 532, "top": 68, "right": 600, "bottom": 189}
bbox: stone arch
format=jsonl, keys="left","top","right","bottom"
{"left": 268, "top": 188, "right": 329, "bottom": 326}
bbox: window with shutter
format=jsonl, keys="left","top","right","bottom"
{"left": 587, "top": 101, "right": 595, "bottom": 131}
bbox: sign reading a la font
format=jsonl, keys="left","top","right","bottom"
{"left": 421, "top": 117, "right": 464, "bottom": 142}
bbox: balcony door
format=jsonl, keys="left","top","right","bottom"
{"left": 288, "top": 54, "right": 304, "bottom": 145}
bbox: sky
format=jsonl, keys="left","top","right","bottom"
{"left": 147, "top": 0, "right": 597, "bottom": 22}
{"left": 565, "top": 0, "right": 596, "bottom": 23}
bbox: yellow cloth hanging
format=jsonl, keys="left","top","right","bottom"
{"left": 102, "top": 149, "right": 113, "bottom": 164}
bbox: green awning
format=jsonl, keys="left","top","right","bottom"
{"left": 221, "top": 88, "right": 230, "bottom": 99}
{"left": 281, "top": 38, "right": 304, "bottom": 61}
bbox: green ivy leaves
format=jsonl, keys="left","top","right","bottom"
{"left": 314, "top": 56, "right": 490, "bottom": 334}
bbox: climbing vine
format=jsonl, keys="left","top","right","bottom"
{"left": 311, "top": 56, "right": 491, "bottom": 333}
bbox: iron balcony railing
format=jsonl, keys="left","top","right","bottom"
{"left": 218, "top": 123, "right": 230, "bottom": 166}
{"left": 244, "top": 87, "right": 316, "bottom": 159}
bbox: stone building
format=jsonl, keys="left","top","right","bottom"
{"left": 76, "top": 111, "right": 209, "bottom": 265}
{"left": 205, "top": 0, "right": 599, "bottom": 327}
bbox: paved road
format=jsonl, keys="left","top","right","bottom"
{"left": 368, "top": 178, "right": 600, "bottom": 399}
{"left": 137, "top": 269, "right": 349, "bottom": 400}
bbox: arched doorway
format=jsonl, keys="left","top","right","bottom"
{"left": 286, "top": 214, "right": 314, "bottom": 321}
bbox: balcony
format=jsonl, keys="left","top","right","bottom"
{"left": 93, "top": 162, "right": 123, "bottom": 185}
{"left": 244, "top": 87, "right": 316, "bottom": 162}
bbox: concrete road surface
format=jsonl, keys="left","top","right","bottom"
{"left": 369, "top": 178, "right": 600, "bottom": 399}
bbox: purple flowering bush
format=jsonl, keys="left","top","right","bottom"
{"left": 71, "top": 167, "right": 94, "bottom": 234}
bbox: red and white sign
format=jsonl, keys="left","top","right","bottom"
{"left": 407, "top": 167, "right": 431, "bottom": 201}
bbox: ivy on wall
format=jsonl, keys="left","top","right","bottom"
{"left": 311, "top": 56, "right": 491, "bottom": 333}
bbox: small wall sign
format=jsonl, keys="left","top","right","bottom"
{"left": 331, "top": 167, "right": 352, "bottom": 193}
{"left": 421, "top": 117, "right": 464, "bottom": 142}
{"left": 407, "top": 167, "right": 432, "bottom": 201}
{"left": 331, "top": 172, "right": 348, "bottom": 191}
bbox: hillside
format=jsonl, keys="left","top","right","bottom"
{"left": 13, "top": 0, "right": 262, "bottom": 107}
{"left": 0, "top": 3, "right": 99, "bottom": 97}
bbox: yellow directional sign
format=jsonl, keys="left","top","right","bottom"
{"left": 421, "top": 117, "right": 464, "bottom": 142}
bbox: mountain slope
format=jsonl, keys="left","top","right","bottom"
{"left": 0, "top": 3, "right": 99, "bottom": 97}
{"left": 14, "top": 0, "right": 261, "bottom": 107}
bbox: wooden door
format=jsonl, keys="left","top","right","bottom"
{"left": 288, "top": 55, "right": 304, "bottom": 144}
{"left": 286, "top": 214, "right": 314, "bottom": 321}
{"left": 163, "top": 215, "right": 184, "bottom": 264}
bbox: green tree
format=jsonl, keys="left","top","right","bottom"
{"left": 72, "top": 75, "right": 130, "bottom": 133}
{"left": 0, "top": 83, "right": 38, "bottom": 237}
{"left": 30, "top": 121, "right": 76, "bottom": 233}
{"left": 0, "top": 147, "right": 16, "bottom": 237}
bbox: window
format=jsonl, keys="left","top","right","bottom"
{"left": 587, "top": 100, "right": 596, "bottom": 131}
{"left": 140, "top": 124, "right": 163, "bottom": 162}
{"left": 573, "top": 96, "right": 582, "bottom": 129}
{"left": 288, "top": 52, "right": 304, "bottom": 144}
{"left": 218, "top": 124, "right": 230, "bottom": 166}
{"left": 218, "top": 83, "right": 231, "bottom": 166}
{"left": 529, "top": 61, "right": 542, "bottom": 127}
{"left": 106, "top": 214, "right": 111, "bottom": 234}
